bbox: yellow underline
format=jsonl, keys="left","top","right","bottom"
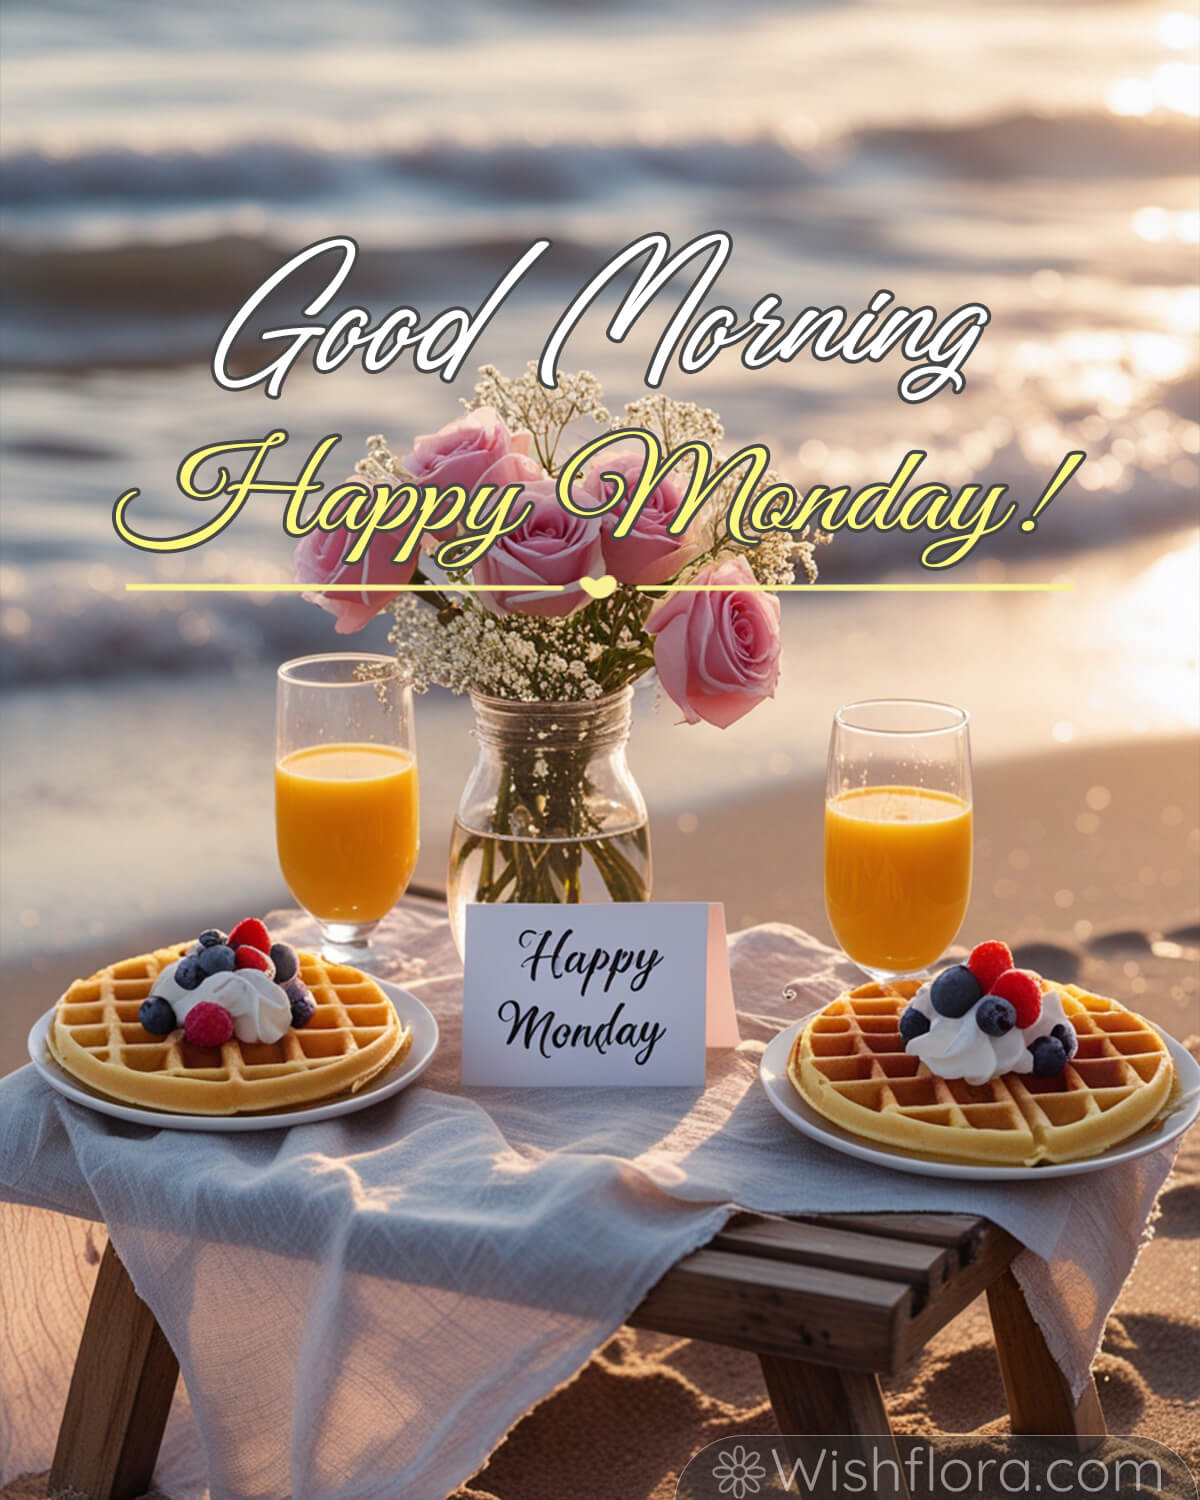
{"left": 642, "top": 582, "right": 1074, "bottom": 593}
{"left": 125, "top": 582, "right": 550, "bottom": 593}
{"left": 125, "top": 581, "right": 1073, "bottom": 594}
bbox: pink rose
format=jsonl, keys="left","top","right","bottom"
{"left": 425, "top": 448, "right": 547, "bottom": 563}
{"left": 293, "top": 481, "right": 417, "bottom": 634}
{"left": 645, "top": 555, "right": 781, "bottom": 727}
{"left": 473, "top": 479, "right": 604, "bottom": 617}
{"left": 579, "top": 452, "right": 706, "bottom": 586}
{"left": 403, "top": 406, "right": 532, "bottom": 541}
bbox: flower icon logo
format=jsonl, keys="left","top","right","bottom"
{"left": 711, "top": 1444, "right": 766, "bottom": 1498}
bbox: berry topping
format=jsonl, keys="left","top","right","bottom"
{"left": 1029, "top": 1034, "right": 1068, "bottom": 1077}
{"left": 1051, "top": 1022, "right": 1078, "bottom": 1060}
{"left": 930, "top": 964, "right": 983, "bottom": 1018}
{"left": 967, "top": 940, "right": 1014, "bottom": 993}
{"left": 228, "top": 918, "right": 270, "bottom": 954}
{"left": 284, "top": 976, "right": 315, "bottom": 1028}
{"left": 197, "top": 929, "right": 227, "bottom": 948}
{"left": 975, "top": 995, "right": 1017, "bottom": 1037}
{"left": 196, "top": 943, "right": 236, "bottom": 978}
{"left": 235, "top": 945, "right": 276, "bottom": 978}
{"left": 989, "top": 969, "right": 1042, "bottom": 1029}
{"left": 269, "top": 942, "right": 299, "bottom": 985}
{"left": 139, "top": 996, "right": 177, "bottom": 1035}
{"left": 174, "top": 952, "right": 204, "bottom": 991}
{"left": 183, "top": 1001, "right": 234, "bottom": 1048}
{"left": 899, "top": 1004, "right": 931, "bottom": 1043}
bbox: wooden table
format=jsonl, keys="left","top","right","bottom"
{"left": 49, "top": 1209, "right": 1104, "bottom": 1500}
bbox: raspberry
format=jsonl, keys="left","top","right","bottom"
{"left": 967, "top": 941, "right": 1014, "bottom": 993}
{"left": 989, "top": 969, "right": 1042, "bottom": 1029}
{"left": 235, "top": 945, "right": 275, "bottom": 977}
{"left": 228, "top": 918, "right": 271, "bottom": 954}
{"left": 183, "top": 1001, "right": 233, "bottom": 1048}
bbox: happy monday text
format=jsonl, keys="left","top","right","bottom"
{"left": 496, "top": 927, "right": 669, "bottom": 1067}
{"left": 111, "top": 232, "right": 1085, "bottom": 571}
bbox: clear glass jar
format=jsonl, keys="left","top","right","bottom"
{"left": 447, "top": 687, "right": 651, "bottom": 954}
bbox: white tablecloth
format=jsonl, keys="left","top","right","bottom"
{"left": 0, "top": 909, "right": 1178, "bottom": 1500}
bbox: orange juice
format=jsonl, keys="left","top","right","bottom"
{"left": 824, "top": 786, "right": 972, "bottom": 974}
{"left": 275, "top": 743, "right": 419, "bottom": 922}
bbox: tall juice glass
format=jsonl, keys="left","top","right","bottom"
{"left": 275, "top": 654, "right": 418, "bottom": 964}
{"left": 825, "top": 699, "right": 972, "bottom": 982}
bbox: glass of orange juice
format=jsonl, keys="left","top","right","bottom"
{"left": 275, "top": 654, "right": 418, "bottom": 964}
{"left": 825, "top": 699, "right": 972, "bottom": 982}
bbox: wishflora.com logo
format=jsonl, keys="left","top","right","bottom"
{"left": 675, "top": 1435, "right": 1191, "bottom": 1499}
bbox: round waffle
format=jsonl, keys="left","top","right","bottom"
{"left": 49, "top": 943, "right": 410, "bottom": 1116}
{"left": 788, "top": 979, "right": 1177, "bottom": 1167}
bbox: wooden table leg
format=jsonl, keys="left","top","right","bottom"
{"left": 48, "top": 1240, "right": 179, "bottom": 1500}
{"left": 758, "top": 1354, "right": 910, "bottom": 1500}
{"left": 986, "top": 1265, "right": 1106, "bottom": 1453}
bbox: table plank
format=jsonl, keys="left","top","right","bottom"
{"left": 897, "top": 1223, "right": 1020, "bottom": 1364}
{"left": 793, "top": 1212, "right": 987, "bottom": 1263}
{"left": 629, "top": 1245, "right": 913, "bottom": 1372}
{"left": 712, "top": 1216, "right": 952, "bottom": 1300}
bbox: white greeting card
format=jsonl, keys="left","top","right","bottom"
{"left": 461, "top": 902, "right": 738, "bottom": 1087}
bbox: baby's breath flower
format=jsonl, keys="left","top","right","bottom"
{"left": 378, "top": 365, "right": 824, "bottom": 702}
{"left": 463, "top": 362, "right": 609, "bottom": 470}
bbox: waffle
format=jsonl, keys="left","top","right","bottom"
{"left": 49, "top": 943, "right": 410, "bottom": 1115}
{"left": 788, "top": 980, "right": 1177, "bottom": 1166}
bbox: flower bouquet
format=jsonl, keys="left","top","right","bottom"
{"left": 297, "top": 365, "right": 820, "bottom": 942}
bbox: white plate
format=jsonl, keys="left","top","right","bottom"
{"left": 27, "top": 980, "right": 439, "bottom": 1132}
{"left": 760, "top": 1012, "right": 1200, "bottom": 1180}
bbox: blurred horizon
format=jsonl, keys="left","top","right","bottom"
{"left": 1, "top": 0, "right": 1197, "bottom": 691}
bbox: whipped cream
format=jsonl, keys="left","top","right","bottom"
{"left": 904, "top": 981, "right": 1071, "bottom": 1087}
{"left": 153, "top": 961, "right": 292, "bottom": 1044}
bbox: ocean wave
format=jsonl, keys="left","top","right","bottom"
{"left": 0, "top": 570, "right": 342, "bottom": 687}
{"left": 0, "top": 231, "right": 603, "bottom": 368}
{"left": 1, "top": 111, "right": 1192, "bottom": 215}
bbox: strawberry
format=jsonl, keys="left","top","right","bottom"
{"left": 235, "top": 945, "right": 276, "bottom": 978}
{"left": 967, "top": 940, "right": 1014, "bottom": 993}
{"left": 228, "top": 918, "right": 270, "bottom": 954}
{"left": 988, "top": 969, "right": 1042, "bottom": 1029}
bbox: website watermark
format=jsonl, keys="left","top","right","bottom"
{"left": 677, "top": 1435, "right": 1197, "bottom": 1500}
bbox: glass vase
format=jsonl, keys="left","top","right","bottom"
{"left": 447, "top": 687, "right": 651, "bottom": 953}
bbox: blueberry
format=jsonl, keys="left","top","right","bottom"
{"left": 198, "top": 928, "right": 227, "bottom": 948}
{"left": 284, "top": 976, "right": 315, "bottom": 1028}
{"left": 139, "top": 996, "right": 178, "bottom": 1035}
{"left": 1051, "top": 1023, "right": 1078, "bottom": 1060}
{"left": 899, "top": 1004, "right": 931, "bottom": 1043}
{"left": 976, "top": 996, "right": 1017, "bottom": 1037}
{"left": 196, "top": 943, "right": 236, "bottom": 978}
{"left": 174, "top": 952, "right": 204, "bottom": 991}
{"left": 1030, "top": 1035, "right": 1068, "bottom": 1077}
{"left": 930, "top": 964, "right": 983, "bottom": 1018}
{"left": 270, "top": 942, "right": 299, "bottom": 984}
